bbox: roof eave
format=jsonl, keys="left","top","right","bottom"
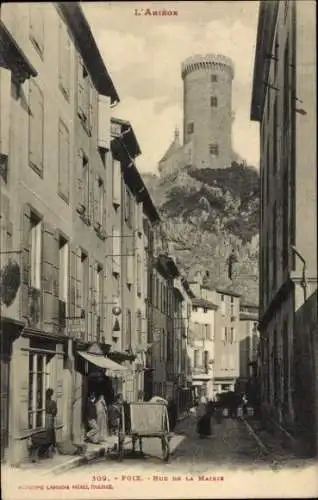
{"left": 58, "top": 3, "right": 119, "bottom": 104}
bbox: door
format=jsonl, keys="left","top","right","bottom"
{"left": 1, "top": 356, "right": 10, "bottom": 461}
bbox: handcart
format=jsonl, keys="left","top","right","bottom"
{"left": 116, "top": 402, "right": 171, "bottom": 462}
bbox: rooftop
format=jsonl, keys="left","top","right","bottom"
{"left": 191, "top": 297, "right": 218, "bottom": 311}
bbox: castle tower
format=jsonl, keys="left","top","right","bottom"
{"left": 181, "top": 54, "right": 234, "bottom": 169}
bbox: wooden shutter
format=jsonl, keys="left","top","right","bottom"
{"left": 29, "top": 5, "right": 44, "bottom": 54}
{"left": 102, "top": 182, "right": 107, "bottom": 230}
{"left": 29, "top": 81, "right": 44, "bottom": 174}
{"left": 0, "top": 68, "right": 11, "bottom": 157}
{"left": 42, "top": 222, "right": 59, "bottom": 333}
{"left": 93, "top": 174, "right": 99, "bottom": 225}
{"left": 21, "top": 205, "right": 31, "bottom": 318}
{"left": 59, "top": 21, "right": 70, "bottom": 97}
{"left": 136, "top": 254, "right": 141, "bottom": 295}
{"left": 69, "top": 244, "right": 76, "bottom": 320}
{"left": 88, "top": 82, "right": 94, "bottom": 134}
{"left": 207, "top": 323, "right": 212, "bottom": 341}
{"left": 58, "top": 120, "right": 70, "bottom": 201}
{"left": 77, "top": 56, "right": 84, "bottom": 118}
{"left": 112, "top": 227, "right": 120, "bottom": 275}
{"left": 126, "top": 255, "right": 134, "bottom": 285}
{"left": 97, "top": 95, "right": 111, "bottom": 150}
{"left": 88, "top": 262, "right": 94, "bottom": 342}
{"left": 112, "top": 160, "right": 121, "bottom": 206}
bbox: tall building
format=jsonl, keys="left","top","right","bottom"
{"left": 237, "top": 302, "right": 259, "bottom": 395}
{"left": 0, "top": 2, "right": 119, "bottom": 463}
{"left": 251, "top": 0, "right": 317, "bottom": 455}
{"left": 181, "top": 54, "right": 234, "bottom": 170}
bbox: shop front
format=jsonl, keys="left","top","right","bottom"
{"left": 0, "top": 318, "right": 24, "bottom": 463}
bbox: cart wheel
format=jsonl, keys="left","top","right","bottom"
{"left": 161, "top": 437, "right": 170, "bottom": 463}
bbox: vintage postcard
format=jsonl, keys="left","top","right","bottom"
{"left": 0, "top": 1, "right": 317, "bottom": 499}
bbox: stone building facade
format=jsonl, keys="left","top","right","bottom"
{"left": 251, "top": 0, "right": 317, "bottom": 451}
{"left": 237, "top": 303, "right": 259, "bottom": 394}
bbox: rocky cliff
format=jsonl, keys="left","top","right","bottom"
{"left": 143, "top": 162, "right": 260, "bottom": 304}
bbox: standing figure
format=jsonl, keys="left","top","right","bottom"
{"left": 196, "top": 396, "right": 211, "bottom": 438}
{"left": 96, "top": 394, "right": 108, "bottom": 442}
{"left": 46, "top": 388, "right": 57, "bottom": 448}
{"left": 86, "top": 393, "right": 100, "bottom": 444}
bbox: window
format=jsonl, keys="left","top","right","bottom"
{"left": 112, "top": 227, "right": 120, "bottom": 275}
{"left": 194, "top": 349, "right": 200, "bottom": 368}
{"left": 203, "top": 350, "right": 209, "bottom": 370}
{"left": 77, "top": 58, "right": 91, "bottom": 131}
{"left": 30, "top": 214, "right": 42, "bottom": 290}
{"left": 29, "top": 81, "right": 44, "bottom": 176}
{"left": 124, "top": 187, "right": 133, "bottom": 228}
{"left": 28, "top": 353, "right": 49, "bottom": 429}
{"left": 58, "top": 20, "right": 70, "bottom": 99}
{"left": 230, "top": 327, "right": 235, "bottom": 343}
{"left": 220, "top": 295, "right": 225, "bottom": 316}
{"left": 59, "top": 236, "right": 68, "bottom": 305}
{"left": 79, "top": 251, "right": 88, "bottom": 311}
{"left": 126, "top": 309, "right": 132, "bottom": 348}
{"left": 187, "top": 122, "right": 194, "bottom": 134}
{"left": 94, "top": 176, "right": 104, "bottom": 227}
{"left": 78, "top": 151, "right": 89, "bottom": 214}
{"left": 230, "top": 296, "right": 235, "bottom": 316}
{"left": 210, "top": 96, "right": 218, "bottom": 107}
{"left": 29, "top": 5, "right": 44, "bottom": 57}
{"left": 209, "top": 144, "right": 219, "bottom": 157}
{"left": 136, "top": 310, "right": 142, "bottom": 345}
{"left": 211, "top": 74, "right": 218, "bottom": 82}
{"left": 205, "top": 324, "right": 213, "bottom": 341}
{"left": 58, "top": 120, "right": 70, "bottom": 203}
{"left": 112, "top": 159, "right": 121, "bottom": 206}
{"left": 137, "top": 254, "right": 142, "bottom": 296}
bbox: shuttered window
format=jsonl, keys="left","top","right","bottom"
{"left": 194, "top": 349, "right": 200, "bottom": 368}
{"left": 124, "top": 187, "right": 133, "bottom": 228}
{"left": 126, "top": 255, "right": 134, "bottom": 286}
{"left": 29, "top": 81, "right": 44, "bottom": 176}
{"left": 136, "top": 254, "right": 142, "bottom": 296}
{"left": 112, "top": 227, "right": 120, "bottom": 275}
{"left": 136, "top": 310, "right": 142, "bottom": 345}
{"left": 125, "top": 308, "right": 132, "bottom": 348}
{"left": 29, "top": 5, "right": 44, "bottom": 57}
{"left": 58, "top": 120, "right": 70, "bottom": 203}
{"left": 112, "top": 159, "right": 121, "bottom": 206}
{"left": 58, "top": 19, "right": 70, "bottom": 99}
{"left": 220, "top": 295, "right": 226, "bottom": 316}
{"left": 58, "top": 237, "right": 68, "bottom": 303}
{"left": 77, "top": 151, "right": 89, "bottom": 213}
{"left": 94, "top": 176, "right": 104, "bottom": 227}
{"left": 30, "top": 215, "right": 42, "bottom": 290}
{"left": 77, "top": 57, "right": 90, "bottom": 131}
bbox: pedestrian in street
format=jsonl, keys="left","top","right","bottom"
{"left": 45, "top": 388, "right": 57, "bottom": 449}
{"left": 196, "top": 396, "right": 211, "bottom": 438}
{"left": 86, "top": 393, "right": 100, "bottom": 444}
{"left": 96, "top": 394, "right": 108, "bottom": 442}
{"left": 108, "top": 393, "right": 123, "bottom": 435}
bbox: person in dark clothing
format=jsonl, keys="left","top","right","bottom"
{"left": 196, "top": 397, "right": 211, "bottom": 437}
{"left": 86, "top": 393, "right": 100, "bottom": 443}
{"left": 167, "top": 399, "right": 178, "bottom": 432}
{"left": 108, "top": 393, "right": 123, "bottom": 435}
{"left": 45, "top": 388, "right": 57, "bottom": 447}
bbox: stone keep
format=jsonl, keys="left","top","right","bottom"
{"left": 181, "top": 54, "right": 234, "bottom": 169}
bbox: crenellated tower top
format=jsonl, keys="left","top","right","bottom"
{"left": 181, "top": 53, "right": 234, "bottom": 80}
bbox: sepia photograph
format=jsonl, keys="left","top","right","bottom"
{"left": 0, "top": 1, "right": 317, "bottom": 499}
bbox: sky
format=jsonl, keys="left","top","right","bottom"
{"left": 82, "top": 1, "right": 260, "bottom": 174}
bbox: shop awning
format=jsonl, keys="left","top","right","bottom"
{"left": 78, "top": 351, "right": 127, "bottom": 372}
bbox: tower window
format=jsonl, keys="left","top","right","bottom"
{"left": 210, "top": 96, "right": 218, "bottom": 107}
{"left": 209, "top": 144, "right": 219, "bottom": 157}
{"left": 211, "top": 74, "right": 218, "bottom": 82}
{"left": 187, "top": 122, "right": 194, "bottom": 134}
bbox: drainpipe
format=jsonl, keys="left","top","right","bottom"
{"left": 290, "top": 245, "right": 308, "bottom": 302}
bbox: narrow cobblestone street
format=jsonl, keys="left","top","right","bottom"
{"left": 63, "top": 415, "right": 275, "bottom": 477}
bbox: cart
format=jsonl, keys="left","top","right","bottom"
{"left": 116, "top": 402, "right": 171, "bottom": 462}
